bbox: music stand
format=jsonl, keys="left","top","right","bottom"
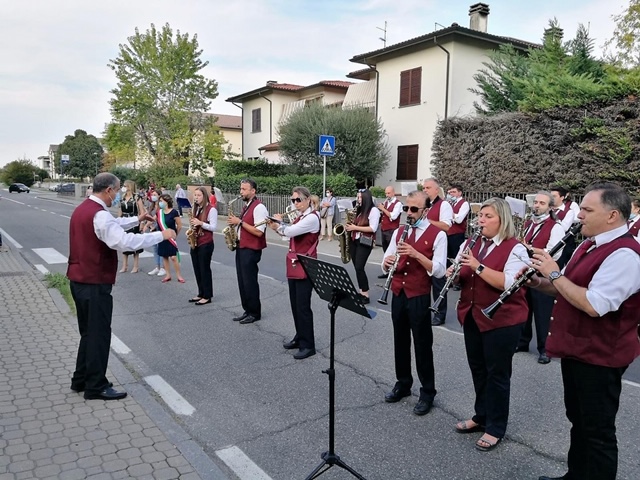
{"left": 297, "top": 255, "right": 374, "bottom": 480}
{"left": 176, "top": 197, "right": 192, "bottom": 211}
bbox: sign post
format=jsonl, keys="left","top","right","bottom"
{"left": 317, "top": 135, "right": 335, "bottom": 196}
{"left": 60, "top": 154, "right": 70, "bottom": 181}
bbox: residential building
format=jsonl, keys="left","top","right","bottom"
{"left": 226, "top": 80, "right": 353, "bottom": 162}
{"left": 349, "top": 2, "right": 536, "bottom": 192}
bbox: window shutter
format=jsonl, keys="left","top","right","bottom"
{"left": 399, "top": 71, "right": 410, "bottom": 106}
{"left": 410, "top": 68, "right": 421, "bottom": 105}
{"left": 396, "top": 145, "right": 419, "bottom": 180}
{"left": 252, "top": 108, "right": 261, "bottom": 132}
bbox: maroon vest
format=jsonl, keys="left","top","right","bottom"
{"left": 196, "top": 204, "right": 214, "bottom": 247}
{"left": 238, "top": 198, "right": 267, "bottom": 250}
{"left": 547, "top": 235, "right": 640, "bottom": 367}
{"left": 457, "top": 237, "right": 528, "bottom": 332}
{"left": 380, "top": 198, "right": 401, "bottom": 232}
{"left": 287, "top": 212, "right": 320, "bottom": 279}
{"left": 628, "top": 219, "right": 640, "bottom": 237}
{"left": 391, "top": 226, "right": 440, "bottom": 298}
{"left": 523, "top": 216, "right": 555, "bottom": 249}
{"left": 426, "top": 197, "right": 443, "bottom": 224}
{"left": 67, "top": 199, "right": 118, "bottom": 285}
{"left": 448, "top": 198, "right": 468, "bottom": 236}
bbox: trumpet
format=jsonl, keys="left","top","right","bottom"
{"left": 377, "top": 219, "right": 412, "bottom": 305}
{"left": 481, "top": 223, "right": 582, "bottom": 319}
{"left": 255, "top": 205, "right": 299, "bottom": 227}
{"left": 430, "top": 223, "right": 483, "bottom": 313}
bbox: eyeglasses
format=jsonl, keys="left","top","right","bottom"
{"left": 402, "top": 206, "right": 423, "bottom": 213}
{"left": 358, "top": 189, "right": 367, "bottom": 192}
{"left": 290, "top": 197, "right": 303, "bottom": 203}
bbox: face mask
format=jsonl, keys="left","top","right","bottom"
{"left": 326, "top": 192, "right": 331, "bottom": 196}
{"left": 121, "top": 187, "right": 127, "bottom": 193}
{"left": 158, "top": 201, "right": 167, "bottom": 209}
{"left": 151, "top": 195, "right": 158, "bottom": 202}
{"left": 446, "top": 194, "right": 455, "bottom": 202}
{"left": 114, "top": 192, "right": 121, "bottom": 204}
{"left": 630, "top": 212, "right": 638, "bottom": 220}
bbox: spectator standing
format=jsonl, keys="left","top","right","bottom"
{"left": 118, "top": 180, "right": 145, "bottom": 273}
{"left": 319, "top": 188, "right": 337, "bottom": 241}
{"left": 156, "top": 195, "right": 184, "bottom": 283}
{"left": 174, "top": 183, "right": 187, "bottom": 216}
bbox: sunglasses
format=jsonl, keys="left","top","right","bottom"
{"left": 290, "top": 197, "right": 304, "bottom": 203}
{"left": 403, "top": 206, "right": 423, "bottom": 213}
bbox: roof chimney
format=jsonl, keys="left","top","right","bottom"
{"left": 469, "top": 3, "right": 490, "bottom": 33}
{"left": 266, "top": 80, "right": 277, "bottom": 85}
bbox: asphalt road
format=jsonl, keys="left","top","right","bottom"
{"left": 2, "top": 189, "right": 639, "bottom": 480}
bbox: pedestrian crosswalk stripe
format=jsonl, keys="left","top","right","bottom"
{"left": 32, "top": 248, "right": 67, "bottom": 264}
{"left": 216, "top": 446, "right": 273, "bottom": 480}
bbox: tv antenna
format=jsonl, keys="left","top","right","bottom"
{"left": 377, "top": 21, "right": 387, "bottom": 47}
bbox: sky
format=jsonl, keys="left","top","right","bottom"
{"left": 0, "top": 0, "right": 626, "bottom": 168}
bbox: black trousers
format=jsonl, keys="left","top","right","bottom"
{"left": 447, "top": 233, "right": 466, "bottom": 267}
{"left": 235, "top": 247, "right": 262, "bottom": 318}
{"left": 380, "top": 229, "right": 395, "bottom": 253}
{"left": 430, "top": 276, "right": 447, "bottom": 322}
{"left": 350, "top": 239, "right": 373, "bottom": 292}
{"left": 561, "top": 358, "right": 626, "bottom": 480}
{"left": 288, "top": 278, "right": 315, "bottom": 350}
{"left": 70, "top": 282, "right": 113, "bottom": 395}
{"left": 190, "top": 241, "right": 214, "bottom": 300}
{"left": 391, "top": 290, "right": 436, "bottom": 401}
{"left": 463, "top": 312, "right": 523, "bottom": 438}
{"left": 557, "top": 234, "right": 576, "bottom": 269}
{"left": 519, "top": 288, "right": 554, "bottom": 354}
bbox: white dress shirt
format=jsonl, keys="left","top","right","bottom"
{"left": 627, "top": 216, "right": 640, "bottom": 243}
{"left": 279, "top": 207, "right": 320, "bottom": 239}
{"left": 524, "top": 215, "right": 566, "bottom": 260}
{"left": 435, "top": 199, "right": 454, "bottom": 227}
{"left": 91, "top": 196, "right": 163, "bottom": 252}
{"left": 555, "top": 203, "right": 577, "bottom": 232}
{"left": 452, "top": 198, "right": 470, "bottom": 224}
{"left": 564, "top": 225, "right": 640, "bottom": 316}
{"left": 238, "top": 199, "right": 268, "bottom": 239}
{"left": 382, "top": 223, "right": 447, "bottom": 278}
{"left": 353, "top": 209, "right": 380, "bottom": 240}
{"left": 197, "top": 205, "right": 218, "bottom": 232}
{"left": 385, "top": 198, "right": 403, "bottom": 222}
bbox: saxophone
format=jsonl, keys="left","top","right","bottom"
{"left": 185, "top": 209, "right": 199, "bottom": 249}
{"left": 333, "top": 207, "right": 357, "bottom": 264}
{"left": 222, "top": 196, "right": 243, "bottom": 251}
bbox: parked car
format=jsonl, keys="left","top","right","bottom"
{"left": 9, "top": 183, "right": 30, "bottom": 193}
{"left": 49, "top": 183, "right": 62, "bottom": 192}
{"left": 58, "top": 183, "right": 76, "bottom": 193}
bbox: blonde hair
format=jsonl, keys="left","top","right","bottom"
{"left": 310, "top": 194, "right": 320, "bottom": 211}
{"left": 481, "top": 197, "right": 516, "bottom": 240}
{"left": 124, "top": 179, "right": 136, "bottom": 192}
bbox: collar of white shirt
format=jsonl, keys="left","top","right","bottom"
{"left": 89, "top": 195, "right": 109, "bottom": 210}
{"left": 592, "top": 224, "right": 630, "bottom": 247}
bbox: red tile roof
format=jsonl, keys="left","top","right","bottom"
{"left": 227, "top": 80, "right": 353, "bottom": 103}
{"left": 211, "top": 113, "right": 242, "bottom": 129}
{"left": 258, "top": 142, "right": 280, "bottom": 152}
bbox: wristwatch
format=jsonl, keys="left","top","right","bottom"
{"left": 548, "top": 271, "right": 563, "bottom": 283}
{"left": 475, "top": 264, "right": 485, "bottom": 275}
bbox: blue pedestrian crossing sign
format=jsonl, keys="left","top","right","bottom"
{"left": 318, "top": 135, "right": 335, "bottom": 157}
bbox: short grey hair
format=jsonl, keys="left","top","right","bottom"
{"left": 93, "top": 173, "right": 119, "bottom": 193}
{"left": 536, "top": 190, "right": 554, "bottom": 207}
{"left": 586, "top": 182, "right": 631, "bottom": 220}
{"left": 407, "top": 190, "right": 428, "bottom": 207}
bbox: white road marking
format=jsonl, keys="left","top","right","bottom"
{"left": 60, "top": 215, "right": 71, "bottom": 219}
{"left": 1, "top": 197, "right": 25, "bottom": 205}
{"left": 623, "top": 379, "right": 640, "bottom": 389}
{"left": 215, "top": 446, "right": 273, "bottom": 480}
{"left": 32, "top": 247, "right": 68, "bottom": 264}
{"left": 144, "top": 375, "right": 195, "bottom": 416}
{"left": 0, "top": 228, "right": 23, "bottom": 248}
{"left": 111, "top": 334, "right": 131, "bottom": 354}
{"left": 34, "top": 264, "right": 49, "bottom": 275}
{"left": 258, "top": 274, "right": 276, "bottom": 281}
{"left": 139, "top": 251, "right": 153, "bottom": 258}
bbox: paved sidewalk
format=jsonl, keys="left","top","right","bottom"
{"left": 0, "top": 246, "right": 224, "bottom": 480}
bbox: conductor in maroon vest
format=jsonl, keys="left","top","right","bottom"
{"left": 516, "top": 191, "right": 565, "bottom": 364}
{"left": 452, "top": 198, "right": 529, "bottom": 452}
{"left": 376, "top": 186, "right": 403, "bottom": 280}
{"left": 381, "top": 190, "right": 447, "bottom": 416}
{"left": 528, "top": 182, "right": 640, "bottom": 480}
{"left": 67, "top": 173, "right": 175, "bottom": 400}
{"left": 227, "top": 178, "right": 268, "bottom": 324}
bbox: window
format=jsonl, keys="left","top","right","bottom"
{"left": 399, "top": 67, "right": 421, "bottom": 107}
{"left": 252, "top": 108, "right": 261, "bottom": 132}
{"left": 396, "top": 145, "right": 418, "bottom": 180}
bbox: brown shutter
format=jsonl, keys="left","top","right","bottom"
{"left": 396, "top": 145, "right": 419, "bottom": 180}
{"left": 410, "top": 68, "right": 421, "bottom": 105}
{"left": 252, "top": 108, "right": 261, "bottom": 132}
{"left": 399, "top": 71, "right": 410, "bottom": 106}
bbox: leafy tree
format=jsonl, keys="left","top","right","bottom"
{"left": 103, "top": 122, "right": 136, "bottom": 167}
{"left": 1, "top": 158, "right": 38, "bottom": 186}
{"left": 108, "top": 23, "right": 222, "bottom": 176}
{"left": 605, "top": 0, "right": 640, "bottom": 67}
{"left": 55, "top": 129, "right": 104, "bottom": 178}
{"left": 278, "top": 103, "right": 390, "bottom": 185}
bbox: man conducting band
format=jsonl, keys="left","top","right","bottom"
{"left": 377, "top": 186, "right": 403, "bottom": 279}
{"left": 422, "top": 178, "right": 453, "bottom": 325}
{"left": 382, "top": 190, "right": 447, "bottom": 416}
{"left": 516, "top": 191, "right": 565, "bottom": 364}
{"left": 529, "top": 182, "right": 640, "bottom": 480}
{"left": 227, "top": 178, "right": 268, "bottom": 324}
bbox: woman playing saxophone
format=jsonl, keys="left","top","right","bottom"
{"left": 187, "top": 187, "right": 218, "bottom": 305}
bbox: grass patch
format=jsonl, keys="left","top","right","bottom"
{"left": 44, "top": 272, "right": 75, "bottom": 314}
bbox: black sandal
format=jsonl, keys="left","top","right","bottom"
{"left": 455, "top": 420, "right": 484, "bottom": 434}
{"left": 188, "top": 297, "right": 202, "bottom": 303}
{"left": 475, "top": 436, "right": 502, "bottom": 452}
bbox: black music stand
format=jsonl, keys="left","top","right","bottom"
{"left": 297, "top": 255, "right": 374, "bottom": 480}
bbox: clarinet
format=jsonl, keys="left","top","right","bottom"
{"left": 481, "top": 223, "right": 582, "bottom": 319}
{"left": 377, "top": 220, "right": 412, "bottom": 305}
{"left": 430, "top": 224, "right": 483, "bottom": 313}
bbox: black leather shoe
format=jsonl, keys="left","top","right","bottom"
{"left": 538, "top": 354, "right": 551, "bottom": 364}
{"left": 359, "top": 295, "right": 370, "bottom": 304}
{"left": 515, "top": 346, "right": 529, "bottom": 353}
{"left": 377, "top": 273, "right": 388, "bottom": 279}
{"left": 384, "top": 387, "right": 411, "bottom": 403}
{"left": 293, "top": 348, "right": 316, "bottom": 360}
{"left": 283, "top": 339, "right": 300, "bottom": 350}
{"left": 413, "top": 399, "right": 433, "bottom": 416}
{"left": 239, "top": 315, "right": 259, "bottom": 324}
{"left": 71, "top": 381, "right": 112, "bottom": 393}
{"left": 538, "top": 476, "right": 567, "bottom": 480}
{"left": 84, "top": 387, "right": 127, "bottom": 401}
{"left": 232, "top": 312, "right": 248, "bottom": 322}
{"left": 431, "top": 318, "right": 445, "bottom": 326}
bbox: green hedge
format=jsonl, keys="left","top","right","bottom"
{"left": 214, "top": 159, "right": 289, "bottom": 178}
{"left": 216, "top": 173, "right": 356, "bottom": 196}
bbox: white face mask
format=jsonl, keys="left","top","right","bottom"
{"left": 121, "top": 186, "right": 127, "bottom": 193}
{"left": 151, "top": 195, "right": 158, "bottom": 202}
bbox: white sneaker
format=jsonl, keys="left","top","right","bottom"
{"left": 157, "top": 268, "right": 166, "bottom": 276}
{"left": 148, "top": 267, "right": 159, "bottom": 275}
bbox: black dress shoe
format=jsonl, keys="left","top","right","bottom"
{"left": 515, "top": 346, "right": 529, "bottom": 353}
{"left": 71, "top": 381, "right": 113, "bottom": 393}
{"left": 384, "top": 387, "right": 411, "bottom": 403}
{"left": 239, "top": 315, "right": 259, "bottom": 324}
{"left": 283, "top": 339, "right": 300, "bottom": 350}
{"left": 413, "top": 399, "right": 433, "bottom": 416}
{"left": 84, "top": 387, "right": 127, "bottom": 401}
{"left": 377, "top": 273, "right": 388, "bottom": 279}
{"left": 293, "top": 348, "right": 316, "bottom": 360}
{"left": 538, "top": 476, "right": 567, "bottom": 480}
{"left": 431, "top": 318, "right": 445, "bottom": 326}
{"left": 232, "top": 312, "right": 248, "bottom": 322}
{"left": 538, "top": 354, "right": 551, "bottom": 364}
{"left": 359, "top": 295, "right": 370, "bottom": 304}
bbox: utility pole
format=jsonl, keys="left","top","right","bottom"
{"left": 377, "top": 21, "right": 387, "bottom": 48}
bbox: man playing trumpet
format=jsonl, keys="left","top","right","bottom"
{"left": 381, "top": 190, "right": 447, "bottom": 416}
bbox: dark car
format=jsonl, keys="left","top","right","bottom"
{"left": 58, "top": 183, "right": 76, "bottom": 194}
{"left": 9, "top": 183, "right": 30, "bottom": 193}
